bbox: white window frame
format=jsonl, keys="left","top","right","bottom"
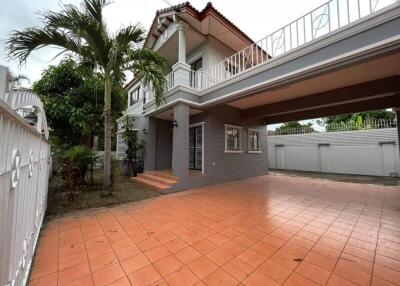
{"left": 224, "top": 124, "right": 243, "bottom": 153}
{"left": 248, "top": 128, "right": 262, "bottom": 153}
{"left": 129, "top": 85, "right": 141, "bottom": 107}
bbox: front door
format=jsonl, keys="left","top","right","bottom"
{"left": 189, "top": 126, "right": 203, "bottom": 170}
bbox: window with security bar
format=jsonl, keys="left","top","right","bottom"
{"left": 248, "top": 129, "right": 261, "bottom": 152}
{"left": 225, "top": 125, "right": 242, "bottom": 152}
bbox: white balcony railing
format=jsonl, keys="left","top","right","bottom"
{"left": 200, "top": 0, "right": 399, "bottom": 89}
{"left": 141, "top": 0, "right": 399, "bottom": 107}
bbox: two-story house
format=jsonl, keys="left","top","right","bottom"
{"left": 117, "top": 2, "right": 268, "bottom": 191}
{"left": 117, "top": 0, "right": 400, "bottom": 191}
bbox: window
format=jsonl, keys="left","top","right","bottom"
{"left": 129, "top": 87, "right": 140, "bottom": 106}
{"left": 190, "top": 58, "right": 203, "bottom": 89}
{"left": 190, "top": 57, "right": 203, "bottom": 71}
{"left": 248, "top": 129, "right": 261, "bottom": 152}
{"left": 225, "top": 124, "right": 242, "bottom": 152}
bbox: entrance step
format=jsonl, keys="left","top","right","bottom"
{"left": 131, "top": 171, "right": 178, "bottom": 191}
{"left": 143, "top": 171, "right": 178, "bottom": 182}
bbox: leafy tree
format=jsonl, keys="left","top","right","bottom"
{"left": 274, "top": 121, "right": 315, "bottom": 134}
{"left": 33, "top": 58, "right": 124, "bottom": 146}
{"left": 7, "top": 0, "right": 167, "bottom": 193}
{"left": 325, "top": 110, "right": 395, "bottom": 124}
{"left": 323, "top": 110, "right": 396, "bottom": 132}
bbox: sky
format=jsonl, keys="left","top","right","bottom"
{"left": 0, "top": 0, "right": 326, "bottom": 128}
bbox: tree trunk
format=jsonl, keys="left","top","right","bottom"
{"left": 102, "top": 77, "right": 112, "bottom": 195}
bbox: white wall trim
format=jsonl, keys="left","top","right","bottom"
{"left": 189, "top": 121, "right": 205, "bottom": 128}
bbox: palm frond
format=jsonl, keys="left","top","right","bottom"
{"left": 7, "top": 28, "right": 82, "bottom": 64}
{"left": 41, "top": 5, "right": 110, "bottom": 67}
{"left": 116, "top": 24, "right": 145, "bottom": 47}
{"left": 125, "top": 48, "right": 168, "bottom": 107}
{"left": 127, "top": 48, "right": 167, "bottom": 71}
{"left": 83, "top": 0, "right": 110, "bottom": 24}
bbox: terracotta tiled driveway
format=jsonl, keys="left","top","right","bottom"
{"left": 29, "top": 175, "right": 400, "bottom": 286}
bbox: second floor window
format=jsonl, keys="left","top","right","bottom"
{"left": 191, "top": 58, "right": 203, "bottom": 71}
{"left": 129, "top": 87, "right": 140, "bottom": 106}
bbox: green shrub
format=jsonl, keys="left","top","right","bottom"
{"left": 59, "top": 145, "right": 99, "bottom": 199}
{"left": 63, "top": 145, "right": 99, "bottom": 181}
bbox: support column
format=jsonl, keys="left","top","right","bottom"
{"left": 265, "top": 125, "right": 270, "bottom": 174}
{"left": 177, "top": 21, "right": 186, "bottom": 63}
{"left": 172, "top": 21, "right": 191, "bottom": 87}
{"left": 396, "top": 108, "right": 400, "bottom": 158}
{"left": 172, "top": 103, "right": 189, "bottom": 179}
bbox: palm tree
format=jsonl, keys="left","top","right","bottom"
{"left": 6, "top": 0, "right": 167, "bottom": 194}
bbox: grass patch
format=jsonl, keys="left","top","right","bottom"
{"left": 45, "top": 170, "right": 160, "bottom": 219}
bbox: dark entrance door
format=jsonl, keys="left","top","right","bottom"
{"left": 189, "top": 126, "right": 203, "bottom": 170}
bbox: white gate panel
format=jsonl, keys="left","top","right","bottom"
{"left": 0, "top": 66, "right": 50, "bottom": 286}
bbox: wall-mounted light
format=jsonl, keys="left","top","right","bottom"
{"left": 172, "top": 120, "right": 178, "bottom": 128}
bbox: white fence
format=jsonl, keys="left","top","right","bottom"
{"left": 268, "top": 127, "right": 399, "bottom": 177}
{"left": 268, "top": 119, "right": 397, "bottom": 135}
{"left": 0, "top": 66, "right": 50, "bottom": 286}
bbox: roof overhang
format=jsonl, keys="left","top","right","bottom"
{"left": 144, "top": 2, "right": 255, "bottom": 53}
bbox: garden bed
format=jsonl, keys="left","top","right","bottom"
{"left": 45, "top": 170, "right": 160, "bottom": 219}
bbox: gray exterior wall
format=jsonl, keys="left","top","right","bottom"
{"left": 268, "top": 128, "right": 400, "bottom": 177}
{"left": 155, "top": 119, "right": 172, "bottom": 170}
{"left": 171, "top": 105, "right": 268, "bottom": 191}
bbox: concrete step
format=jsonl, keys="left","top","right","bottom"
{"left": 137, "top": 173, "right": 178, "bottom": 186}
{"left": 131, "top": 176, "right": 171, "bottom": 190}
{"left": 144, "top": 171, "right": 178, "bottom": 181}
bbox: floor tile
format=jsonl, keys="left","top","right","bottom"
{"left": 295, "top": 260, "right": 331, "bottom": 285}
{"left": 258, "top": 259, "right": 292, "bottom": 284}
{"left": 153, "top": 254, "right": 184, "bottom": 276}
{"left": 175, "top": 246, "right": 202, "bottom": 265}
{"left": 284, "top": 272, "right": 320, "bottom": 286}
{"left": 188, "top": 256, "right": 218, "bottom": 280}
{"left": 120, "top": 252, "right": 151, "bottom": 274}
{"left": 164, "top": 267, "right": 199, "bottom": 286}
{"left": 144, "top": 245, "right": 171, "bottom": 263}
{"left": 203, "top": 269, "right": 239, "bottom": 286}
{"left": 128, "top": 265, "right": 161, "bottom": 286}
{"left": 243, "top": 270, "right": 280, "bottom": 286}
{"left": 92, "top": 263, "right": 126, "bottom": 286}
{"left": 192, "top": 239, "right": 217, "bottom": 255}
{"left": 206, "top": 247, "right": 234, "bottom": 266}
{"left": 222, "top": 257, "right": 254, "bottom": 281}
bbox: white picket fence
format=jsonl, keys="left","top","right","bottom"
{"left": 0, "top": 66, "right": 51, "bottom": 286}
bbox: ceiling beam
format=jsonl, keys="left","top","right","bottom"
{"left": 241, "top": 76, "right": 400, "bottom": 120}
{"left": 263, "top": 93, "right": 400, "bottom": 125}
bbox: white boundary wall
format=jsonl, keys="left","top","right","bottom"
{"left": 0, "top": 66, "right": 50, "bottom": 286}
{"left": 268, "top": 128, "right": 399, "bottom": 177}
